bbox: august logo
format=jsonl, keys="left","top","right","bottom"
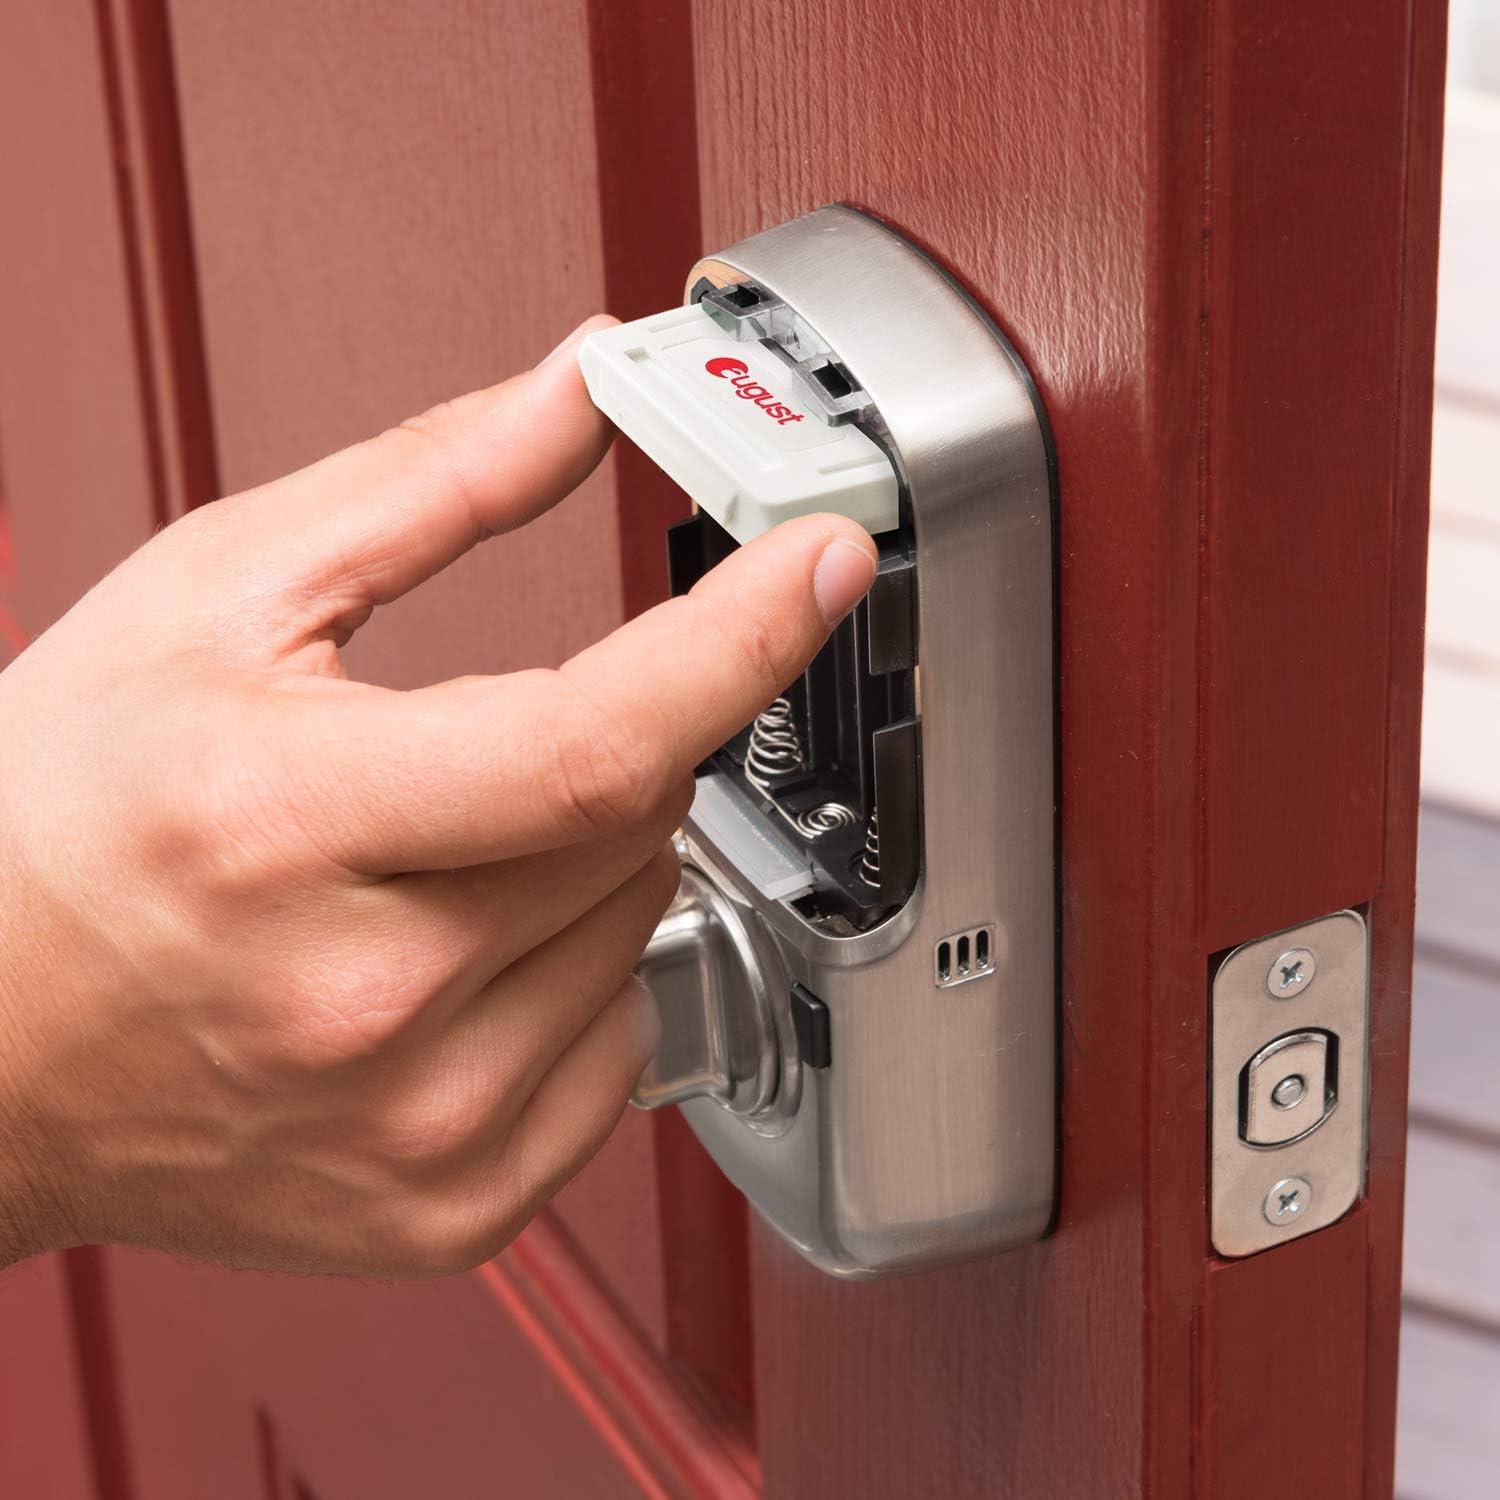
{"left": 704, "top": 356, "right": 805, "bottom": 426}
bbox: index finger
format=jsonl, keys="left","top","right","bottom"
{"left": 198, "top": 315, "right": 618, "bottom": 644}
{"left": 313, "top": 513, "right": 877, "bottom": 872}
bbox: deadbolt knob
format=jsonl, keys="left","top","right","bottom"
{"left": 632, "top": 867, "right": 780, "bottom": 1116}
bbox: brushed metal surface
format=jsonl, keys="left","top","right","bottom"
{"left": 644, "top": 205, "right": 1058, "bottom": 1276}
{"left": 1211, "top": 909, "right": 1369, "bottom": 1257}
{"left": 632, "top": 866, "right": 780, "bottom": 1114}
{"left": 1241, "top": 1030, "right": 1332, "bottom": 1147}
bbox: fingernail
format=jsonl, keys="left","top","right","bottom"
{"left": 813, "top": 536, "right": 877, "bottom": 625}
{"left": 626, "top": 975, "right": 662, "bottom": 1062}
{"left": 539, "top": 317, "right": 597, "bottom": 368}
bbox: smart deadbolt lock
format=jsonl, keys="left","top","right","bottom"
{"left": 579, "top": 206, "right": 1058, "bottom": 1277}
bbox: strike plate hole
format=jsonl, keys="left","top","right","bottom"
{"left": 1271, "top": 1074, "right": 1307, "bottom": 1109}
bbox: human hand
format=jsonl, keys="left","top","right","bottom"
{"left": 0, "top": 316, "right": 876, "bottom": 1277}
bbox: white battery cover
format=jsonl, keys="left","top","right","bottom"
{"left": 577, "top": 303, "right": 898, "bottom": 544}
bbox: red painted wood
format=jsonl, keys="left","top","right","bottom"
{"left": 484, "top": 1216, "right": 758, "bottom": 1497}
{"left": 585, "top": 0, "right": 701, "bottom": 618}
{"left": 1198, "top": 1224, "right": 1370, "bottom": 1498}
{"left": 94, "top": 0, "right": 220, "bottom": 520}
{"left": 0, "top": 8, "right": 197, "bottom": 1490}
{"left": 652, "top": 1111, "right": 755, "bottom": 1432}
{"left": 101, "top": 1222, "right": 752, "bottom": 1500}
{"left": 0, "top": 510, "right": 27, "bottom": 660}
{"left": 0, "top": 0, "right": 161, "bottom": 636}
{"left": 689, "top": 0, "right": 1440, "bottom": 1494}
{"left": 1363, "top": 5, "right": 1449, "bottom": 1496}
{"left": 60, "top": 1248, "right": 137, "bottom": 1500}
{"left": 0, "top": 1255, "right": 98, "bottom": 1500}
{"left": 1193, "top": 1, "right": 1443, "bottom": 1493}
{"left": 1199, "top": 0, "right": 1409, "bottom": 947}
{"left": 103, "top": 1245, "right": 648, "bottom": 1500}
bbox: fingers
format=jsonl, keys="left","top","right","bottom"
{"left": 211, "top": 315, "right": 616, "bottom": 642}
{"left": 489, "top": 975, "right": 658, "bottom": 1214}
{"left": 388, "top": 979, "right": 658, "bottom": 1278}
{"left": 364, "top": 848, "right": 675, "bottom": 1189}
{"left": 386, "top": 784, "right": 688, "bottom": 1006}
{"left": 448, "top": 843, "right": 673, "bottom": 1107}
{"left": 312, "top": 512, "right": 877, "bottom": 872}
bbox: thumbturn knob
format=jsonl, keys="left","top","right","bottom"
{"left": 632, "top": 866, "right": 780, "bottom": 1115}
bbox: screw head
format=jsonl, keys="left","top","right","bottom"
{"left": 1271, "top": 1073, "right": 1307, "bottom": 1109}
{"left": 1267, "top": 948, "right": 1316, "bottom": 998}
{"left": 1264, "top": 1176, "right": 1313, "bottom": 1226}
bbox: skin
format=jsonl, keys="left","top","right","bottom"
{"left": 0, "top": 315, "right": 876, "bottom": 1278}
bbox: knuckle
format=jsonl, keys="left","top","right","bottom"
{"left": 169, "top": 721, "right": 329, "bottom": 895}
{"left": 395, "top": 399, "right": 459, "bottom": 440}
{"left": 657, "top": 774, "right": 695, "bottom": 836}
{"left": 145, "top": 788, "right": 320, "bottom": 965}
{"left": 383, "top": 411, "right": 488, "bottom": 539}
{"left": 371, "top": 1085, "right": 490, "bottom": 1174}
{"left": 270, "top": 956, "right": 429, "bottom": 1073}
{"left": 549, "top": 686, "right": 665, "bottom": 837}
{"left": 382, "top": 1198, "right": 521, "bottom": 1280}
{"left": 720, "top": 597, "right": 791, "bottom": 698}
{"left": 643, "top": 844, "right": 683, "bottom": 914}
{"left": 542, "top": 1085, "right": 634, "bottom": 1191}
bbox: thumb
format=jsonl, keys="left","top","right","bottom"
{"left": 296, "top": 513, "right": 879, "bottom": 872}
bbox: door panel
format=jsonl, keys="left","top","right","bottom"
{"left": 102, "top": 1222, "right": 747, "bottom": 1498}
{"left": 0, "top": 0, "right": 162, "bottom": 636}
{"left": 689, "top": 0, "right": 1441, "bottom": 1494}
{"left": 163, "top": 1, "right": 626, "bottom": 680}
{"left": 0, "top": 1256, "right": 97, "bottom": 1500}
{"left": 0, "top": 0, "right": 1443, "bottom": 1493}
{"left": 162, "top": 0, "right": 663, "bottom": 1342}
{"left": 105, "top": 1243, "right": 646, "bottom": 1500}
{"left": 695, "top": 2, "right": 1180, "bottom": 1490}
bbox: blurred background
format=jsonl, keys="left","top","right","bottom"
{"left": 1396, "top": 3, "right": 1500, "bottom": 1494}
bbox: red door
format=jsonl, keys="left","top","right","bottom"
{"left": 0, "top": 1, "right": 1443, "bottom": 1495}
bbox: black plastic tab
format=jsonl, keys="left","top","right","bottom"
{"left": 872, "top": 716, "right": 922, "bottom": 906}
{"left": 865, "top": 550, "right": 916, "bottom": 674}
{"left": 666, "top": 510, "right": 737, "bottom": 598}
{"left": 791, "top": 984, "right": 831, "bottom": 1069}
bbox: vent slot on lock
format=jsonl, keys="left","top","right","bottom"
{"left": 936, "top": 925, "right": 996, "bottom": 988}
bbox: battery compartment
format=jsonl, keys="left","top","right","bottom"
{"left": 668, "top": 509, "right": 922, "bottom": 934}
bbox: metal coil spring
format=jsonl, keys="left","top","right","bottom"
{"left": 859, "top": 809, "right": 881, "bottom": 886}
{"left": 745, "top": 697, "right": 804, "bottom": 791}
{"left": 744, "top": 698, "right": 858, "bottom": 842}
{"left": 794, "top": 801, "right": 859, "bottom": 839}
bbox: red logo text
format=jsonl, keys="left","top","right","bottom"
{"left": 704, "top": 357, "right": 804, "bottom": 426}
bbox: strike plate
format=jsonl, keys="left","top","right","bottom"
{"left": 1210, "top": 910, "right": 1369, "bottom": 1257}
